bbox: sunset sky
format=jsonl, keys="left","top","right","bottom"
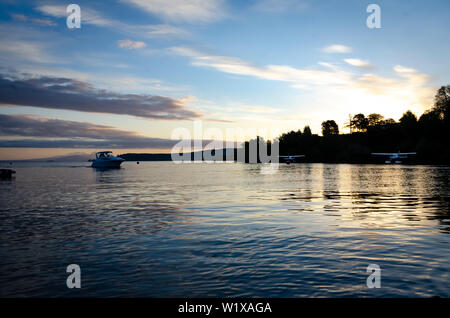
{"left": 0, "top": 0, "right": 449, "bottom": 159}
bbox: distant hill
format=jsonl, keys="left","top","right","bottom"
{"left": 3, "top": 152, "right": 95, "bottom": 162}
{"left": 119, "top": 149, "right": 239, "bottom": 162}
{"left": 118, "top": 153, "right": 171, "bottom": 161}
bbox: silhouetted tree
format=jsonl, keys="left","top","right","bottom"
{"left": 399, "top": 110, "right": 418, "bottom": 132}
{"left": 382, "top": 118, "right": 396, "bottom": 125}
{"left": 321, "top": 120, "right": 339, "bottom": 137}
{"left": 434, "top": 85, "right": 450, "bottom": 127}
{"left": 279, "top": 130, "right": 302, "bottom": 155}
{"left": 303, "top": 126, "right": 312, "bottom": 136}
{"left": 418, "top": 109, "right": 442, "bottom": 138}
{"left": 350, "top": 113, "right": 369, "bottom": 132}
{"left": 400, "top": 110, "right": 417, "bottom": 124}
{"left": 346, "top": 114, "right": 354, "bottom": 133}
{"left": 367, "top": 113, "right": 384, "bottom": 127}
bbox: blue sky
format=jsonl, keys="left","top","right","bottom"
{"left": 0, "top": 0, "right": 449, "bottom": 159}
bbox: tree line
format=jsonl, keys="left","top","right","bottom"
{"left": 276, "top": 85, "right": 450, "bottom": 164}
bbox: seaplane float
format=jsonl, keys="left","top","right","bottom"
{"left": 371, "top": 151, "right": 417, "bottom": 164}
{"left": 89, "top": 151, "right": 124, "bottom": 168}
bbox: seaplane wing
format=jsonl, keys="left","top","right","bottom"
{"left": 371, "top": 152, "right": 416, "bottom": 156}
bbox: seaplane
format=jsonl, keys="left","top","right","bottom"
{"left": 279, "top": 155, "right": 305, "bottom": 164}
{"left": 371, "top": 151, "right": 417, "bottom": 164}
{"left": 89, "top": 151, "right": 124, "bottom": 168}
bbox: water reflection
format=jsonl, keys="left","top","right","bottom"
{"left": 278, "top": 164, "right": 450, "bottom": 234}
{"left": 1, "top": 162, "right": 449, "bottom": 297}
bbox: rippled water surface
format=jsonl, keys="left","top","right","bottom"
{"left": 1, "top": 162, "right": 450, "bottom": 297}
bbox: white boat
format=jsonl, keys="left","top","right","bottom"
{"left": 89, "top": 151, "right": 124, "bottom": 168}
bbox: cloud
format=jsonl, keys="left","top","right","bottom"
{"left": 322, "top": 44, "right": 352, "bottom": 53}
{"left": 0, "top": 24, "right": 66, "bottom": 65}
{"left": 0, "top": 114, "right": 219, "bottom": 149}
{"left": 344, "top": 58, "right": 373, "bottom": 69}
{"left": 35, "top": 5, "right": 66, "bottom": 18}
{"left": 0, "top": 75, "right": 202, "bottom": 120}
{"left": 172, "top": 47, "right": 435, "bottom": 122}
{"left": 122, "top": 0, "right": 225, "bottom": 23}
{"left": 0, "top": 114, "right": 139, "bottom": 139}
{"left": 141, "top": 24, "right": 190, "bottom": 37}
{"left": 0, "top": 139, "right": 173, "bottom": 149}
{"left": 11, "top": 13, "right": 56, "bottom": 26}
{"left": 36, "top": 4, "right": 189, "bottom": 38}
{"left": 239, "top": 105, "right": 280, "bottom": 114}
{"left": 393, "top": 65, "right": 416, "bottom": 74}
{"left": 171, "top": 46, "right": 353, "bottom": 87}
{"left": 37, "top": 4, "right": 114, "bottom": 27}
{"left": 0, "top": 40, "right": 58, "bottom": 64}
{"left": 252, "top": 0, "right": 308, "bottom": 13}
{"left": 355, "top": 65, "right": 433, "bottom": 103}
{"left": 118, "top": 39, "right": 147, "bottom": 49}
{"left": 173, "top": 47, "right": 433, "bottom": 101}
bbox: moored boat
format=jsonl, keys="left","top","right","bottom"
{"left": 0, "top": 169, "right": 16, "bottom": 179}
{"left": 89, "top": 151, "right": 124, "bottom": 168}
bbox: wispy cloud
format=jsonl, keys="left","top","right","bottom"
{"left": 171, "top": 46, "right": 353, "bottom": 87}
{"left": 344, "top": 58, "right": 373, "bottom": 69}
{"left": 239, "top": 105, "right": 280, "bottom": 114}
{"left": 118, "top": 39, "right": 147, "bottom": 49}
{"left": 393, "top": 65, "right": 417, "bottom": 74}
{"left": 252, "top": 0, "right": 308, "bottom": 13}
{"left": 0, "top": 114, "right": 216, "bottom": 149}
{"left": 172, "top": 47, "right": 435, "bottom": 120}
{"left": 37, "top": 4, "right": 114, "bottom": 27}
{"left": 0, "top": 40, "right": 59, "bottom": 64}
{"left": 141, "top": 24, "right": 190, "bottom": 37}
{"left": 121, "top": 0, "right": 226, "bottom": 23}
{"left": 11, "top": 13, "right": 56, "bottom": 26}
{"left": 0, "top": 23, "right": 66, "bottom": 65}
{"left": 0, "top": 75, "right": 202, "bottom": 120}
{"left": 0, "top": 114, "right": 139, "bottom": 139}
{"left": 36, "top": 4, "right": 189, "bottom": 38}
{"left": 322, "top": 44, "right": 352, "bottom": 53}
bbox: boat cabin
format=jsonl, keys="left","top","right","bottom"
{"left": 96, "top": 151, "right": 113, "bottom": 159}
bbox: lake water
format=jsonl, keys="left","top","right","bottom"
{"left": 1, "top": 162, "right": 449, "bottom": 297}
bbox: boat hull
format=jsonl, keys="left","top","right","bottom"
{"left": 91, "top": 158, "right": 124, "bottom": 168}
